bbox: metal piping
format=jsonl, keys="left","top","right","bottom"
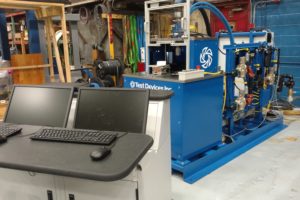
{"left": 252, "top": 0, "right": 275, "bottom": 24}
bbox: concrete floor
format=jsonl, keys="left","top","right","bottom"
{"left": 172, "top": 120, "right": 300, "bottom": 200}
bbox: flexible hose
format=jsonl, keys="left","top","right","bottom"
{"left": 223, "top": 76, "right": 227, "bottom": 112}
{"left": 191, "top": 2, "right": 235, "bottom": 45}
{"left": 191, "top": 2, "right": 236, "bottom": 115}
{"left": 199, "top": 8, "right": 212, "bottom": 37}
{"left": 252, "top": 0, "right": 275, "bottom": 24}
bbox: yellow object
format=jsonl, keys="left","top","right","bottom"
{"left": 107, "top": 14, "right": 115, "bottom": 59}
{"left": 190, "top": 25, "right": 197, "bottom": 32}
{"left": 204, "top": 71, "right": 222, "bottom": 75}
{"left": 235, "top": 48, "right": 249, "bottom": 53}
{"left": 222, "top": 75, "right": 227, "bottom": 112}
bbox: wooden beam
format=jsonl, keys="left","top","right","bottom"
{"left": 47, "top": 18, "right": 66, "bottom": 83}
{"left": 0, "top": 64, "right": 50, "bottom": 71}
{"left": 107, "top": 14, "right": 115, "bottom": 59}
{"left": 20, "top": 32, "right": 26, "bottom": 54}
{"left": 0, "top": 0, "right": 64, "bottom": 7}
{"left": 0, "top": 2, "right": 43, "bottom": 9}
{"left": 0, "top": 1, "right": 63, "bottom": 17}
{"left": 102, "top": 13, "right": 124, "bottom": 20}
{"left": 45, "top": 19, "right": 55, "bottom": 82}
{"left": 0, "top": 5, "right": 36, "bottom": 10}
{"left": 5, "top": 11, "right": 25, "bottom": 18}
{"left": 35, "top": 8, "right": 43, "bottom": 19}
{"left": 36, "top": 6, "right": 62, "bottom": 19}
{"left": 284, "top": 110, "right": 300, "bottom": 116}
{"left": 60, "top": 7, "right": 71, "bottom": 83}
{"left": 65, "top": 0, "right": 98, "bottom": 8}
{"left": 47, "top": 6, "right": 63, "bottom": 17}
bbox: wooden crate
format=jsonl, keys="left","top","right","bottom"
{"left": 11, "top": 54, "right": 45, "bottom": 85}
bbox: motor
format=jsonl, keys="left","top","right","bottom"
{"left": 94, "top": 59, "right": 124, "bottom": 87}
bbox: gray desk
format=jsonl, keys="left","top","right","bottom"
{"left": 0, "top": 125, "right": 153, "bottom": 181}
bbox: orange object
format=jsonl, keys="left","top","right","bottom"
{"left": 247, "top": 66, "right": 255, "bottom": 78}
{"left": 107, "top": 14, "right": 115, "bottom": 59}
{"left": 246, "top": 94, "right": 254, "bottom": 105}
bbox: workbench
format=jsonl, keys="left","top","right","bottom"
{"left": 0, "top": 125, "right": 153, "bottom": 182}
{"left": 0, "top": 88, "right": 173, "bottom": 200}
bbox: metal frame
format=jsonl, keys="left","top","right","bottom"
{"left": 53, "top": 14, "right": 82, "bottom": 81}
{"left": 217, "top": 31, "right": 267, "bottom": 44}
{"left": 223, "top": 41, "right": 279, "bottom": 137}
{"left": 172, "top": 117, "right": 285, "bottom": 183}
{"left": 144, "top": 0, "right": 191, "bottom": 73}
{"left": 173, "top": 35, "right": 284, "bottom": 183}
{"left": 143, "top": 1, "right": 285, "bottom": 184}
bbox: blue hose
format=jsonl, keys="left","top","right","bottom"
{"left": 190, "top": 2, "right": 235, "bottom": 45}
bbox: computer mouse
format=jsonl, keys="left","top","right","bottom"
{"left": 0, "top": 135, "right": 7, "bottom": 144}
{"left": 90, "top": 147, "right": 111, "bottom": 161}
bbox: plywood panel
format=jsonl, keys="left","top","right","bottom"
{"left": 11, "top": 54, "right": 45, "bottom": 85}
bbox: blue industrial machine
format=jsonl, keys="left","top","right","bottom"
{"left": 124, "top": 74, "right": 224, "bottom": 161}
{"left": 190, "top": 39, "right": 219, "bottom": 72}
{"left": 124, "top": 0, "right": 285, "bottom": 184}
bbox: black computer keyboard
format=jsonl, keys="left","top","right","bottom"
{"left": 31, "top": 128, "right": 118, "bottom": 145}
{"left": 0, "top": 123, "right": 22, "bottom": 137}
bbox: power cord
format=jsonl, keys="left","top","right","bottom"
{"left": 17, "top": 127, "right": 44, "bottom": 138}
{"left": 108, "top": 132, "right": 129, "bottom": 150}
{"left": 223, "top": 128, "right": 247, "bottom": 143}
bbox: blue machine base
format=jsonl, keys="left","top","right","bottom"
{"left": 172, "top": 118, "right": 286, "bottom": 184}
